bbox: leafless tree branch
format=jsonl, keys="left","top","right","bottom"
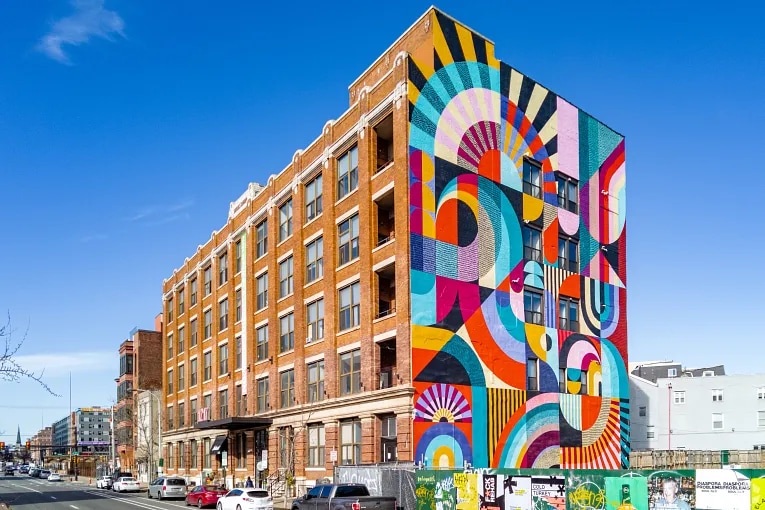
{"left": 0, "top": 312, "right": 61, "bottom": 397}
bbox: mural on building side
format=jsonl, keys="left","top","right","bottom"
{"left": 416, "top": 468, "right": 761, "bottom": 510}
{"left": 408, "top": 11, "right": 628, "bottom": 469}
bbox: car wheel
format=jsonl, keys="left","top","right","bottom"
{"left": 236, "top": 505, "right": 242, "bottom": 510}
{"left": 148, "top": 489, "right": 153, "bottom": 499}
{"left": 198, "top": 498, "right": 203, "bottom": 509}
{"left": 217, "top": 503, "right": 223, "bottom": 510}
{"left": 158, "top": 492, "right": 162, "bottom": 501}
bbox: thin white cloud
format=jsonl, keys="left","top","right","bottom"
{"left": 38, "top": 0, "right": 124, "bottom": 64}
{"left": 126, "top": 199, "right": 195, "bottom": 224}
{"left": 79, "top": 233, "right": 108, "bottom": 243}
{"left": 12, "top": 351, "right": 114, "bottom": 377}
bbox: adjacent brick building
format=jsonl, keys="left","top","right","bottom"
{"left": 162, "top": 5, "right": 628, "bottom": 489}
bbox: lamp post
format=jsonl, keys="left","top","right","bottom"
{"left": 133, "top": 389, "right": 162, "bottom": 479}
{"left": 667, "top": 383, "right": 673, "bottom": 450}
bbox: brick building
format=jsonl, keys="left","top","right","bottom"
{"left": 114, "top": 325, "right": 162, "bottom": 472}
{"left": 30, "top": 426, "right": 52, "bottom": 464}
{"left": 162, "top": 5, "right": 628, "bottom": 488}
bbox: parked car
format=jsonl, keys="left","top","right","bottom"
{"left": 291, "top": 484, "right": 398, "bottom": 510}
{"left": 96, "top": 476, "right": 113, "bottom": 489}
{"left": 38, "top": 470, "right": 51, "bottom": 479}
{"left": 185, "top": 484, "right": 228, "bottom": 508}
{"left": 113, "top": 476, "right": 141, "bottom": 492}
{"left": 217, "top": 488, "right": 272, "bottom": 510}
{"left": 147, "top": 476, "right": 187, "bottom": 500}
{"left": 4, "top": 467, "right": 13, "bottom": 476}
{"left": 48, "top": 473, "right": 62, "bottom": 482}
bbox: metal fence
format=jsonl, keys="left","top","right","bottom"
{"left": 334, "top": 463, "right": 416, "bottom": 510}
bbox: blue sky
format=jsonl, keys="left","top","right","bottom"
{"left": 1, "top": 0, "right": 763, "bottom": 441}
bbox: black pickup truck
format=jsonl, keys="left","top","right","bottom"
{"left": 292, "top": 483, "right": 398, "bottom": 510}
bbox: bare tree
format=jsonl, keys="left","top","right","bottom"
{"left": 274, "top": 404, "right": 316, "bottom": 503}
{"left": 0, "top": 313, "right": 59, "bottom": 396}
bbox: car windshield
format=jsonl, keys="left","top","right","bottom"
{"left": 122, "top": 478, "right": 136, "bottom": 482}
{"left": 247, "top": 490, "right": 269, "bottom": 498}
{"left": 166, "top": 479, "right": 186, "bottom": 485}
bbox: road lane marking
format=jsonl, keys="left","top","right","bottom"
{"left": 70, "top": 506, "right": 79, "bottom": 509}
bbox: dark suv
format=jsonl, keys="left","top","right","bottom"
{"left": 4, "top": 466, "right": 14, "bottom": 476}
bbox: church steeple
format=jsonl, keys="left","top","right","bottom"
{"left": 16, "top": 425, "right": 21, "bottom": 446}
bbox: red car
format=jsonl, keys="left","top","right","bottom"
{"left": 185, "top": 485, "right": 228, "bottom": 508}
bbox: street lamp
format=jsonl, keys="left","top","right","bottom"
{"left": 133, "top": 389, "right": 162, "bottom": 479}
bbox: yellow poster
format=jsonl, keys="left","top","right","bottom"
{"left": 454, "top": 473, "right": 478, "bottom": 510}
{"left": 751, "top": 478, "right": 765, "bottom": 510}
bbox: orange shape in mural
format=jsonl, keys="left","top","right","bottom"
{"left": 478, "top": 149, "right": 501, "bottom": 182}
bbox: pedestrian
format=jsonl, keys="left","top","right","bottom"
{"left": 245, "top": 476, "right": 254, "bottom": 488}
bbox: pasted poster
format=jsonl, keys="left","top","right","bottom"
{"left": 416, "top": 470, "right": 457, "bottom": 510}
{"left": 479, "top": 474, "right": 532, "bottom": 510}
{"left": 751, "top": 477, "right": 765, "bottom": 510}
{"left": 454, "top": 472, "right": 479, "bottom": 510}
{"left": 531, "top": 475, "right": 567, "bottom": 509}
{"left": 647, "top": 471, "right": 695, "bottom": 510}
{"left": 568, "top": 472, "right": 607, "bottom": 510}
{"left": 695, "top": 469, "right": 750, "bottom": 510}
{"left": 605, "top": 476, "right": 648, "bottom": 510}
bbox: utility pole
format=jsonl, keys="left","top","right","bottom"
{"left": 110, "top": 404, "right": 116, "bottom": 475}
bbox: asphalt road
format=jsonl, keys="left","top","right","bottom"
{"left": 0, "top": 475, "right": 194, "bottom": 510}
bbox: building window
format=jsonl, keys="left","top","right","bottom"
{"left": 305, "top": 174, "right": 323, "bottom": 221}
{"left": 219, "top": 389, "right": 228, "bottom": 419}
{"left": 759, "top": 388, "right": 765, "bottom": 399}
{"left": 523, "top": 226, "right": 542, "bottom": 263}
{"left": 190, "top": 439, "right": 197, "bottom": 467}
{"left": 204, "top": 266, "right": 212, "bottom": 296}
{"left": 278, "top": 426, "right": 293, "bottom": 470}
{"left": 235, "top": 336, "right": 242, "bottom": 370}
{"left": 380, "top": 415, "right": 397, "bottom": 462}
{"left": 339, "top": 349, "right": 361, "bottom": 396}
{"left": 338, "top": 214, "right": 360, "bottom": 265}
{"left": 167, "top": 405, "right": 174, "bottom": 430}
{"left": 280, "top": 369, "right": 295, "bottom": 408}
{"left": 190, "top": 358, "right": 198, "bottom": 387}
{"left": 647, "top": 427, "right": 655, "bottom": 439}
{"left": 524, "top": 289, "right": 543, "bottom": 325}
{"left": 204, "top": 351, "right": 212, "bottom": 381}
{"left": 167, "top": 297, "right": 174, "bottom": 323}
{"left": 219, "top": 298, "right": 229, "bottom": 332}
{"left": 178, "top": 402, "right": 185, "bottom": 428}
{"left": 178, "top": 288, "right": 185, "bottom": 316}
{"left": 167, "top": 369, "right": 173, "bottom": 394}
{"left": 337, "top": 146, "right": 359, "bottom": 199}
{"left": 340, "top": 419, "right": 362, "bottom": 465}
{"left": 522, "top": 159, "right": 542, "bottom": 198}
{"left": 558, "top": 237, "right": 578, "bottom": 272}
{"left": 236, "top": 432, "right": 246, "bottom": 469}
{"left": 556, "top": 174, "right": 578, "bottom": 213}
{"left": 306, "top": 299, "right": 324, "bottom": 343}
{"left": 307, "top": 360, "right": 324, "bottom": 403}
{"left": 559, "top": 367, "right": 566, "bottom": 393}
{"left": 527, "top": 358, "right": 538, "bottom": 391}
{"left": 204, "top": 394, "right": 212, "bottom": 415}
{"left": 167, "top": 333, "right": 174, "bottom": 359}
{"left": 559, "top": 297, "right": 579, "bottom": 331}
{"left": 674, "top": 391, "right": 686, "bottom": 404}
{"left": 712, "top": 412, "right": 724, "bottom": 430}
{"left": 639, "top": 406, "right": 646, "bottom": 417}
{"left": 257, "top": 377, "right": 269, "bottom": 413}
{"left": 235, "top": 239, "right": 242, "bottom": 274}
{"left": 191, "top": 399, "right": 197, "bottom": 426}
{"left": 703, "top": 370, "right": 715, "bottom": 377}
{"left": 256, "top": 325, "right": 269, "bottom": 362}
{"left": 256, "top": 220, "right": 268, "bottom": 258}
{"left": 190, "top": 319, "right": 198, "bottom": 347}
{"left": 581, "top": 370, "right": 589, "bottom": 395}
{"left": 178, "top": 327, "right": 185, "bottom": 353}
{"left": 203, "top": 309, "right": 212, "bottom": 339}
{"left": 279, "top": 256, "right": 294, "bottom": 298}
{"left": 219, "top": 253, "right": 228, "bottom": 286}
{"left": 712, "top": 389, "right": 724, "bottom": 402}
{"left": 178, "top": 364, "right": 185, "bottom": 391}
{"left": 256, "top": 273, "right": 268, "bottom": 310}
{"left": 307, "top": 424, "right": 325, "bottom": 467}
{"left": 190, "top": 278, "right": 198, "bottom": 306}
{"left": 668, "top": 368, "right": 677, "bottom": 377}
{"left": 338, "top": 282, "right": 360, "bottom": 331}
{"left": 279, "top": 313, "right": 294, "bottom": 353}
{"left": 167, "top": 442, "right": 174, "bottom": 468}
{"left": 235, "top": 384, "right": 245, "bottom": 416}
{"left": 759, "top": 411, "right": 765, "bottom": 428}
{"left": 279, "top": 199, "right": 293, "bottom": 242}
{"left": 218, "top": 343, "right": 229, "bottom": 376}
{"left": 203, "top": 438, "right": 211, "bottom": 469}
{"left": 305, "top": 237, "right": 324, "bottom": 283}
{"left": 235, "top": 289, "right": 242, "bottom": 322}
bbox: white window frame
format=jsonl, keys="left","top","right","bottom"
{"left": 712, "top": 412, "right": 724, "bottom": 430}
{"left": 673, "top": 391, "right": 686, "bottom": 404}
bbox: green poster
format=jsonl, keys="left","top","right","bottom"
{"left": 416, "top": 470, "right": 458, "bottom": 510}
{"left": 605, "top": 476, "right": 648, "bottom": 510}
{"left": 567, "top": 471, "right": 607, "bottom": 510}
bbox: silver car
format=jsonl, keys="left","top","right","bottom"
{"left": 147, "top": 476, "right": 187, "bottom": 500}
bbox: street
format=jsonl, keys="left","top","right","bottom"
{"left": 0, "top": 475, "right": 192, "bottom": 510}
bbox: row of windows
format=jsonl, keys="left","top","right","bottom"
{"left": 644, "top": 412, "right": 765, "bottom": 437}
{"left": 167, "top": 339, "right": 244, "bottom": 393}
{"left": 522, "top": 226, "right": 578, "bottom": 271}
{"left": 167, "top": 348, "right": 363, "bottom": 427}
{"left": 526, "top": 359, "right": 599, "bottom": 395}
{"left": 522, "top": 159, "right": 579, "bottom": 214}
{"left": 523, "top": 290, "right": 580, "bottom": 330}
{"left": 673, "top": 388, "right": 765, "bottom": 403}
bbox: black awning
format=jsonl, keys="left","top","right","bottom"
{"left": 210, "top": 435, "right": 227, "bottom": 455}
{"left": 194, "top": 416, "right": 272, "bottom": 431}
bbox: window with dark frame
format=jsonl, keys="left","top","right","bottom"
{"left": 338, "top": 214, "right": 360, "bottom": 265}
{"left": 524, "top": 289, "right": 543, "bottom": 325}
{"left": 339, "top": 349, "right": 361, "bottom": 396}
{"left": 522, "top": 158, "right": 542, "bottom": 198}
{"left": 203, "top": 266, "right": 212, "bottom": 296}
{"left": 178, "top": 327, "right": 185, "bottom": 353}
{"left": 219, "top": 388, "right": 228, "bottom": 419}
{"left": 558, "top": 296, "right": 579, "bottom": 331}
{"left": 191, "top": 399, "right": 197, "bottom": 426}
{"left": 178, "top": 364, "right": 185, "bottom": 391}
{"left": 280, "top": 369, "right": 295, "bottom": 408}
{"left": 526, "top": 358, "right": 538, "bottom": 391}
{"left": 236, "top": 288, "right": 242, "bottom": 322}
{"left": 279, "top": 313, "right": 294, "bottom": 353}
{"left": 256, "top": 273, "right": 268, "bottom": 310}
{"left": 235, "top": 336, "right": 242, "bottom": 370}
{"left": 167, "top": 369, "right": 174, "bottom": 394}
{"left": 203, "top": 351, "right": 212, "bottom": 381}
{"left": 279, "top": 199, "right": 293, "bottom": 242}
{"left": 337, "top": 146, "right": 359, "bottom": 199}
{"left": 219, "top": 252, "right": 228, "bottom": 286}
{"left": 179, "top": 402, "right": 185, "bottom": 428}
{"left": 235, "top": 239, "right": 242, "bottom": 274}
{"left": 305, "top": 174, "right": 323, "bottom": 221}
{"left": 257, "top": 377, "right": 269, "bottom": 413}
{"left": 219, "top": 298, "right": 229, "bottom": 331}
{"left": 190, "top": 358, "right": 198, "bottom": 387}
{"left": 523, "top": 226, "right": 542, "bottom": 263}
{"left": 178, "top": 288, "right": 185, "bottom": 316}
{"left": 559, "top": 367, "right": 566, "bottom": 393}
{"left": 190, "top": 278, "right": 198, "bottom": 306}
{"left": 306, "top": 298, "right": 324, "bottom": 343}
{"left": 203, "top": 309, "right": 212, "bottom": 339}
{"left": 338, "top": 282, "right": 360, "bottom": 331}
{"left": 256, "top": 220, "right": 268, "bottom": 258}
{"left": 558, "top": 237, "right": 579, "bottom": 272}
{"left": 256, "top": 324, "right": 269, "bottom": 362}
{"left": 190, "top": 318, "right": 198, "bottom": 347}
{"left": 307, "top": 423, "right": 325, "bottom": 467}
{"left": 279, "top": 256, "right": 294, "bottom": 298}
{"left": 305, "top": 237, "right": 324, "bottom": 283}
{"left": 167, "top": 297, "right": 173, "bottom": 322}
{"left": 556, "top": 173, "right": 579, "bottom": 213}
{"left": 307, "top": 359, "right": 324, "bottom": 403}
{"left": 167, "top": 333, "right": 173, "bottom": 359}
{"left": 218, "top": 343, "right": 229, "bottom": 376}
{"left": 340, "top": 419, "right": 361, "bottom": 465}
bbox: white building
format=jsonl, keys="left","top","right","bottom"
{"left": 134, "top": 390, "right": 161, "bottom": 482}
{"left": 630, "top": 368, "right": 765, "bottom": 451}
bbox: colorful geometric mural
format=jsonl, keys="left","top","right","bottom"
{"left": 409, "top": 11, "right": 628, "bottom": 469}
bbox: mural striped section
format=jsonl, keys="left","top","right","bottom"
{"left": 487, "top": 388, "right": 525, "bottom": 467}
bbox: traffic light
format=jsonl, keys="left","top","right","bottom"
{"left": 25, "top": 441, "right": 30, "bottom": 449}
